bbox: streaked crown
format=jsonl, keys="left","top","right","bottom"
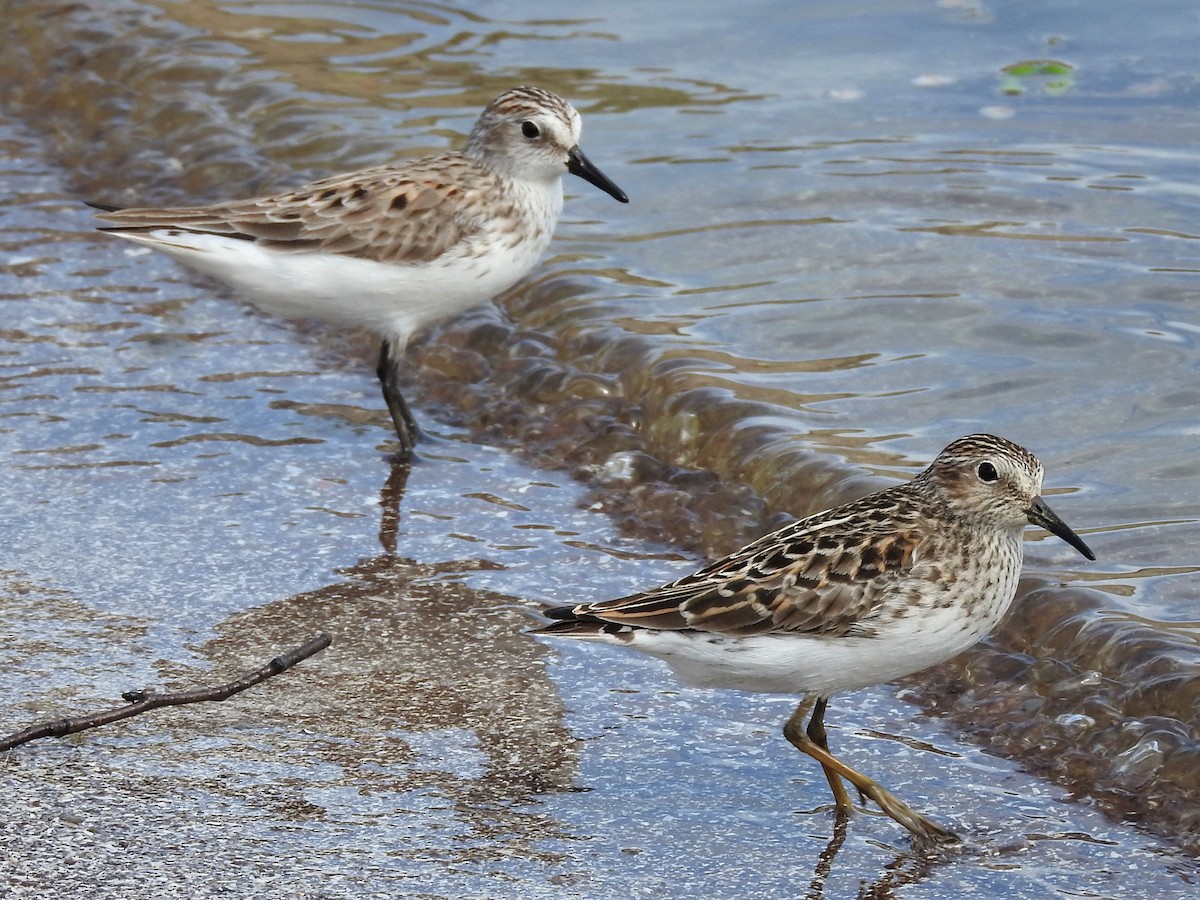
{"left": 465, "top": 86, "right": 583, "bottom": 180}
{"left": 917, "top": 433, "right": 1045, "bottom": 527}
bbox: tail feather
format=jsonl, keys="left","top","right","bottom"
{"left": 528, "top": 606, "right": 639, "bottom": 642}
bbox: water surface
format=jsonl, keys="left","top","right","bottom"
{"left": 1, "top": 0, "right": 1198, "bottom": 895}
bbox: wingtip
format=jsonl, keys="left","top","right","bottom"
{"left": 523, "top": 604, "right": 618, "bottom": 638}
{"left": 527, "top": 618, "right": 624, "bottom": 640}
{"left": 510, "top": 603, "right": 582, "bottom": 634}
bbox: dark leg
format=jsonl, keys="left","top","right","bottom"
{"left": 376, "top": 339, "right": 418, "bottom": 456}
{"left": 783, "top": 697, "right": 958, "bottom": 845}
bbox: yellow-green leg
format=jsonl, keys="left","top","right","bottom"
{"left": 783, "top": 697, "right": 959, "bottom": 845}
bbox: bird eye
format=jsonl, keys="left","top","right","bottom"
{"left": 521, "top": 121, "right": 541, "bottom": 139}
{"left": 977, "top": 461, "right": 999, "bottom": 482}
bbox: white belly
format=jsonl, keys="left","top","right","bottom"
{"left": 613, "top": 622, "right": 982, "bottom": 697}
{"left": 114, "top": 227, "right": 553, "bottom": 344}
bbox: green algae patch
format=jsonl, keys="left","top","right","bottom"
{"left": 1000, "top": 59, "right": 1075, "bottom": 96}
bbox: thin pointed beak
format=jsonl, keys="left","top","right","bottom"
{"left": 567, "top": 146, "right": 628, "bottom": 203}
{"left": 1027, "top": 496, "right": 1095, "bottom": 560}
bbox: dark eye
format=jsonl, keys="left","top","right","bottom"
{"left": 977, "top": 461, "right": 999, "bottom": 482}
{"left": 521, "top": 121, "right": 541, "bottom": 139}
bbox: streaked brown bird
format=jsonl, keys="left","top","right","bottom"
{"left": 534, "top": 434, "right": 1095, "bottom": 843}
{"left": 94, "top": 86, "right": 628, "bottom": 457}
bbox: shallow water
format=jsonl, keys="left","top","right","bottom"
{"left": 1, "top": 0, "right": 1198, "bottom": 895}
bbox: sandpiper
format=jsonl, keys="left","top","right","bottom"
{"left": 94, "top": 86, "right": 628, "bottom": 457}
{"left": 533, "top": 433, "right": 1095, "bottom": 844}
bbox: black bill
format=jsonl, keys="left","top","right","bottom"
{"left": 1027, "top": 496, "right": 1095, "bottom": 560}
{"left": 567, "top": 146, "right": 629, "bottom": 203}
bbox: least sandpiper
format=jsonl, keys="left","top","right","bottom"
{"left": 534, "top": 433, "right": 1095, "bottom": 844}
{"left": 94, "top": 86, "right": 628, "bottom": 457}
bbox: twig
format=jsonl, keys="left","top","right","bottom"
{"left": 0, "top": 633, "right": 332, "bottom": 751}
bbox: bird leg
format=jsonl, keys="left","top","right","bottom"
{"left": 783, "top": 698, "right": 959, "bottom": 845}
{"left": 376, "top": 339, "right": 418, "bottom": 456}
{"left": 802, "top": 697, "right": 856, "bottom": 810}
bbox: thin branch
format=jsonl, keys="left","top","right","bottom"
{"left": 1, "top": 633, "right": 332, "bottom": 751}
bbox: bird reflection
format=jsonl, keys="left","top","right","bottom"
{"left": 805, "top": 813, "right": 849, "bottom": 898}
{"left": 190, "top": 453, "right": 580, "bottom": 863}
{"left": 803, "top": 809, "right": 952, "bottom": 899}
{"left": 378, "top": 458, "right": 411, "bottom": 554}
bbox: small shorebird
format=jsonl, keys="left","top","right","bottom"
{"left": 533, "top": 434, "right": 1095, "bottom": 844}
{"left": 94, "top": 86, "right": 628, "bottom": 457}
